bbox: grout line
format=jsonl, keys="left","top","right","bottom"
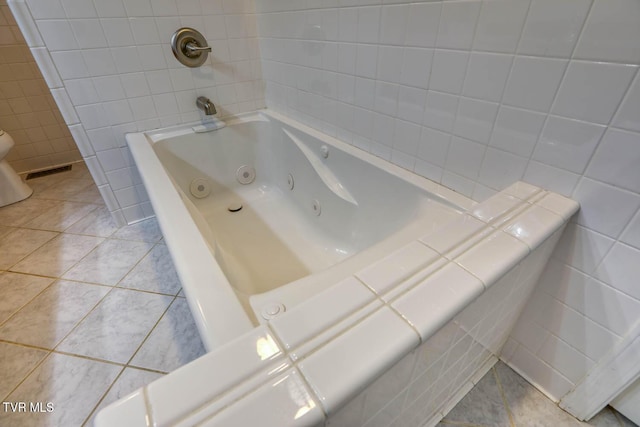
{"left": 81, "top": 366, "right": 127, "bottom": 427}
{"left": 493, "top": 366, "right": 517, "bottom": 427}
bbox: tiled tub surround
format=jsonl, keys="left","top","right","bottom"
{"left": 7, "top": 0, "right": 266, "bottom": 225}
{"left": 97, "top": 182, "right": 579, "bottom": 426}
{"left": 0, "top": 0, "right": 81, "bottom": 173}
{"left": 255, "top": 0, "right": 640, "bottom": 409}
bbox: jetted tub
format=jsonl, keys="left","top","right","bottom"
{"left": 127, "top": 110, "right": 474, "bottom": 350}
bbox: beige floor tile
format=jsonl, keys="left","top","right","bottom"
{"left": 0, "top": 228, "right": 59, "bottom": 270}
{"left": 0, "top": 342, "right": 49, "bottom": 400}
{"left": 0, "top": 224, "right": 14, "bottom": 239}
{"left": 65, "top": 206, "right": 119, "bottom": 238}
{"left": 0, "top": 280, "right": 110, "bottom": 349}
{"left": 11, "top": 233, "right": 104, "bottom": 277}
{"left": 119, "top": 244, "right": 181, "bottom": 295}
{"left": 0, "top": 352, "right": 121, "bottom": 427}
{"left": 67, "top": 184, "right": 104, "bottom": 204}
{"left": 24, "top": 201, "right": 99, "bottom": 232}
{"left": 111, "top": 218, "right": 163, "bottom": 243}
{"left": 63, "top": 239, "right": 153, "bottom": 286}
{"left": 33, "top": 178, "right": 95, "bottom": 202}
{"left": 0, "top": 272, "right": 55, "bottom": 325}
{"left": 57, "top": 288, "right": 173, "bottom": 364}
{"left": 0, "top": 198, "right": 61, "bottom": 227}
{"left": 130, "top": 298, "right": 205, "bottom": 373}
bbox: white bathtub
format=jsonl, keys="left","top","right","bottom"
{"left": 102, "top": 110, "right": 579, "bottom": 427}
{"left": 127, "top": 110, "right": 473, "bottom": 350}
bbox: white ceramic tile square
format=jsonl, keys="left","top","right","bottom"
{"left": 405, "top": 2, "right": 440, "bottom": 48}
{"left": 552, "top": 223, "right": 615, "bottom": 275}
{"left": 574, "top": 0, "right": 640, "bottom": 64}
{"left": 453, "top": 98, "right": 499, "bottom": 144}
{"left": 396, "top": 86, "right": 427, "bottom": 124}
{"left": 585, "top": 128, "right": 640, "bottom": 194}
{"left": 400, "top": 47, "right": 432, "bottom": 89}
{"left": 430, "top": 49, "right": 468, "bottom": 95}
{"left": 31, "top": 47, "right": 65, "bottom": 87}
{"left": 444, "top": 136, "right": 486, "bottom": 181}
{"left": 503, "top": 205, "right": 564, "bottom": 250}
{"left": 503, "top": 57, "right": 567, "bottom": 113}
{"left": 455, "top": 230, "right": 530, "bottom": 287}
{"left": 552, "top": 61, "right": 638, "bottom": 125}
{"left": 270, "top": 276, "right": 375, "bottom": 351}
{"left": 472, "top": 0, "right": 529, "bottom": 54}
{"left": 572, "top": 178, "right": 640, "bottom": 238}
{"left": 393, "top": 263, "right": 484, "bottom": 341}
{"left": 489, "top": 106, "right": 546, "bottom": 158}
{"left": 436, "top": 0, "right": 481, "bottom": 50}
{"left": 423, "top": 90, "right": 459, "bottom": 133}
{"left": 462, "top": 52, "right": 513, "bottom": 103}
{"left": 298, "top": 306, "right": 419, "bottom": 415}
{"left": 36, "top": 19, "right": 78, "bottom": 51}
{"left": 379, "top": 5, "right": 406, "bottom": 45}
{"left": 518, "top": 0, "right": 591, "bottom": 58}
{"left": 477, "top": 148, "right": 528, "bottom": 192}
{"left": 417, "top": 126, "right": 451, "bottom": 167}
{"left": 356, "top": 241, "right": 440, "bottom": 295}
{"left": 441, "top": 171, "right": 475, "bottom": 198}
{"left": 532, "top": 116, "right": 606, "bottom": 175}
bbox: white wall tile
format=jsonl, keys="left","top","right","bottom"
{"left": 405, "top": 2, "right": 440, "bottom": 48}
{"left": 585, "top": 128, "right": 640, "bottom": 193}
{"left": 489, "top": 106, "right": 546, "bottom": 157}
{"left": 477, "top": 148, "right": 528, "bottom": 192}
{"left": 532, "top": 116, "right": 606, "bottom": 175}
{"left": 518, "top": 0, "right": 591, "bottom": 58}
{"left": 444, "top": 136, "right": 486, "bottom": 181}
{"left": 429, "top": 49, "right": 468, "bottom": 95}
{"left": 400, "top": 47, "right": 432, "bottom": 89}
{"left": 436, "top": 0, "right": 481, "bottom": 50}
{"left": 523, "top": 161, "right": 580, "bottom": 197}
{"left": 552, "top": 61, "right": 638, "bottom": 125}
{"left": 462, "top": 52, "right": 512, "bottom": 103}
{"left": 572, "top": 178, "right": 640, "bottom": 238}
{"left": 473, "top": 0, "right": 529, "bottom": 54}
{"left": 574, "top": 0, "right": 640, "bottom": 64}
{"left": 422, "top": 90, "right": 458, "bottom": 133}
{"left": 503, "top": 56, "right": 567, "bottom": 113}
{"left": 593, "top": 243, "right": 640, "bottom": 302}
{"left": 551, "top": 223, "right": 615, "bottom": 275}
{"left": 453, "top": 97, "right": 498, "bottom": 144}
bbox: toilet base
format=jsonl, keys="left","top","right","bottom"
{"left": 0, "top": 160, "right": 33, "bottom": 207}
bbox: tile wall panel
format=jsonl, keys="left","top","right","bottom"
{"left": 255, "top": 0, "right": 640, "bottom": 403}
{"left": 9, "top": 0, "right": 265, "bottom": 224}
{"left": 0, "top": 0, "right": 81, "bottom": 173}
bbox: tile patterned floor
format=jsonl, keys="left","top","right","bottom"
{"left": 0, "top": 163, "right": 205, "bottom": 427}
{"left": 0, "top": 163, "right": 637, "bottom": 427}
{"left": 440, "top": 362, "right": 638, "bottom": 427}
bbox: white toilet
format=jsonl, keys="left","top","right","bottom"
{"left": 0, "top": 130, "right": 33, "bottom": 207}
